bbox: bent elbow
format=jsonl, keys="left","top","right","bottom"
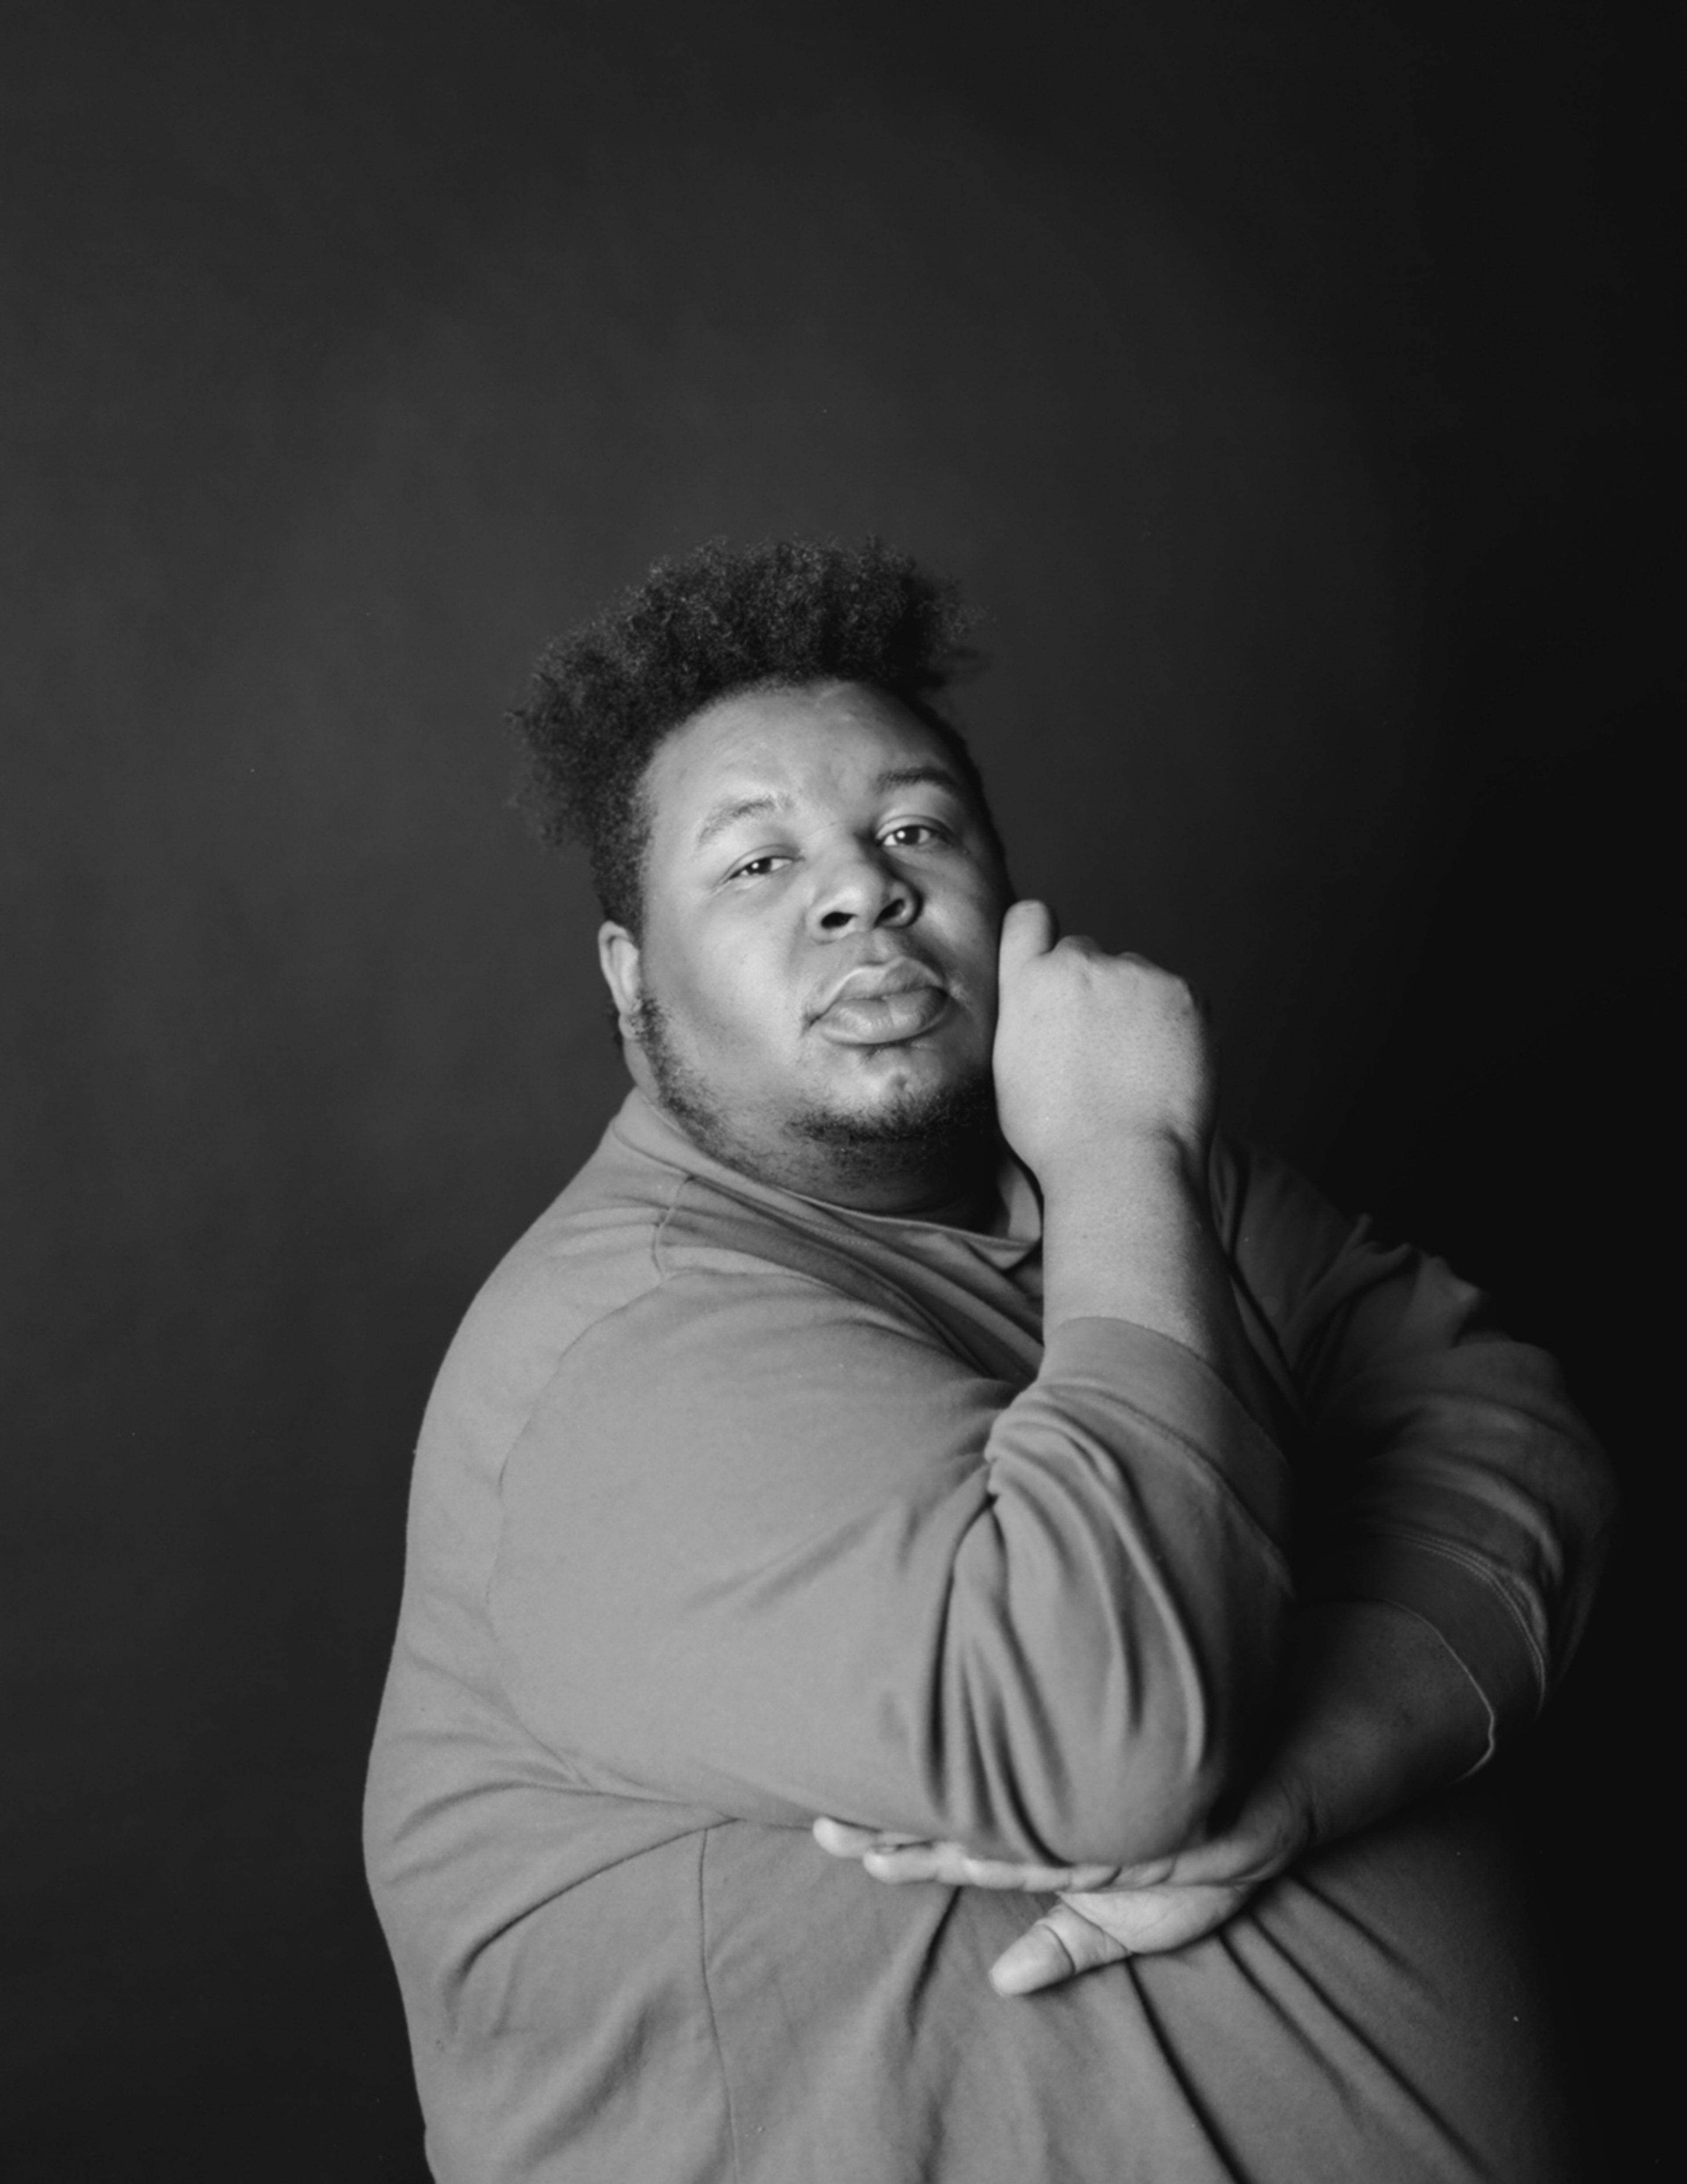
{"left": 949, "top": 1646, "right": 1263, "bottom": 1871}
{"left": 1046, "top": 1696, "right": 1244, "bottom": 1869}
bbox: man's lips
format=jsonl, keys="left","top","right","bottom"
{"left": 812, "top": 958, "right": 952, "bottom": 1045}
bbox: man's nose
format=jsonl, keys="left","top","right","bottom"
{"left": 810, "top": 842, "right": 918, "bottom": 934}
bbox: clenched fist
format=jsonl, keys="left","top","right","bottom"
{"left": 991, "top": 900, "right": 1215, "bottom": 1191}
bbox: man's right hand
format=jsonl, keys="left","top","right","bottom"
{"left": 991, "top": 900, "right": 1216, "bottom": 1191}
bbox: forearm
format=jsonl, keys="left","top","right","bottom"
{"left": 1042, "top": 1136, "right": 1286, "bottom": 1432}
{"left": 1263, "top": 1598, "right": 1492, "bottom": 1851}
{"left": 1214, "top": 1139, "right": 1617, "bottom": 1747}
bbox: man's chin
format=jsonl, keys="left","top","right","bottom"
{"left": 788, "top": 1067, "right": 996, "bottom": 1159}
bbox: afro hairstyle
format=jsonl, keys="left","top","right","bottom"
{"left": 508, "top": 536, "right": 995, "bottom": 932}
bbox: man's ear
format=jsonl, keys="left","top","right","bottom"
{"left": 597, "top": 923, "right": 643, "bottom": 1041}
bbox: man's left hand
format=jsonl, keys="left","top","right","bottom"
{"left": 812, "top": 1771, "right": 1310, "bottom": 1995}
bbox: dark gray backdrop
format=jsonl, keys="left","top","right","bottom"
{"left": 3, "top": 3, "right": 1671, "bottom": 2175}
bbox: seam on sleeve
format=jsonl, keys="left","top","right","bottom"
{"left": 1380, "top": 1601, "right": 1502, "bottom": 1773}
{"left": 1322, "top": 1520, "right": 1551, "bottom": 1714}
{"left": 483, "top": 1240, "right": 699, "bottom": 1498}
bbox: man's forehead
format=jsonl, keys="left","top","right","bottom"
{"left": 645, "top": 682, "right": 968, "bottom": 845}
{"left": 690, "top": 762, "right": 966, "bottom": 850}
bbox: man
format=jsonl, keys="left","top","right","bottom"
{"left": 366, "top": 538, "right": 1613, "bottom": 2181}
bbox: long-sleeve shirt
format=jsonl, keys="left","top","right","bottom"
{"left": 364, "top": 1089, "right": 1614, "bottom": 2183}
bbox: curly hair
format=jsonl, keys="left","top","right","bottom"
{"left": 508, "top": 537, "right": 994, "bottom": 932}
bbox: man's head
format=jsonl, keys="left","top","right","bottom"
{"left": 512, "top": 540, "right": 1012, "bottom": 1209}
{"left": 510, "top": 537, "right": 999, "bottom": 936}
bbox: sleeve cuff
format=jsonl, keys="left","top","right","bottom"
{"left": 1306, "top": 1533, "right": 1549, "bottom": 1759}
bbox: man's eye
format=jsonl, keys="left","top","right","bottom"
{"left": 729, "top": 853, "right": 789, "bottom": 880}
{"left": 881, "top": 822, "right": 946, "bottom": 849}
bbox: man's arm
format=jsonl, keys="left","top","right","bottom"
{"left": 818, "top": 1595, "right": 1492, "bottom": 1990}
{"left": 1219, "top": 1136, "right": 1615, "bottom": 1745}
{"left": 490, "top": 1278, "right": 1291, "bottom": 1868}
{"left": 992, "top": 902, "right": 1284, "bottom": 1430}
{"left": 488, "top": 906, "right": 1294, "bottom": 1868}
{"left": 821, "top": 1124, "right": 1615, "bottom": 1988}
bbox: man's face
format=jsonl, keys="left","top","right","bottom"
{"left": 599, "top": 680, "right": 1010, "bottom": 1207}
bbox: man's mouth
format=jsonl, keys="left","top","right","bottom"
{"left": 814, "top": 959, "right": 951, "bottom": 1046}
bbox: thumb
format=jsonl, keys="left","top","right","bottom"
{"left": 998, "top": 899, "right": 1058, "bottom": 978}
{"left": 988, "top": 1903, "right": 1129, "bottom": 1998}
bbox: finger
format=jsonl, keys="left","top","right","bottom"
{"left": 1088, "top": 1852, "right": 1179, "bottom": 1890}
{"left": 812, "top": 1818, "right": 1119, "bottom": 1894}
{"left": 862, "top": 1842, "right": 964, "bottom": 1883}
{"left": 989, "top": 1904, "right": 1131, "bottom": 1998}
{"left": 1126, "top": 1835, "right": 1274, "bottom": 1890}
{"left": 922, "top": 1854, "right": 1119, "bottom": 1892}
{"left": 860, "top": 1845, "right": 1119, "bottom": 1890}
{"left": 811, "top": 1818, "right": 927, "bottom": 1860}
{"left": 998, "top": 899, "right": 1057, "bottom": 972}
{"left": 1058, "top": 1882, "right": 1250, "bottom": 1957}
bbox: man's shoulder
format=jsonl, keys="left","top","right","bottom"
{"left": 452, "top": 1103, "right": 684, "bottom": 1367}
{"left": 438, "top": 1096, "right": 865, "bottom": 1399}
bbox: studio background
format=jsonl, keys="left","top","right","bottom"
{"left": 3, "top": 3, "right": 1671, "bottom": 2176}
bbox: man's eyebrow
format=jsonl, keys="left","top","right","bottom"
{"left": 872, "top": 765, "right": 966, "bottom": 798}
{"left": 691, "top": 767, "right": 967, "bottom": 853}
{"left": 692, "top": 792, "right": 789, "bottom": 851}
